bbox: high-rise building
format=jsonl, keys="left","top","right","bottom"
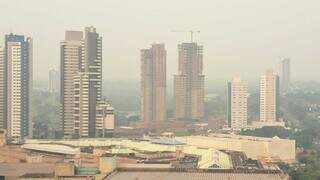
{"left": 227, "top": 76, "right": 248, "bottom": 130}
{"left": 81, "top": 26, "right": 102, "bottom": 138}
{"left": 280, "top": 58, "right": 291, "bottom": 92}
{"left": 61, "top": 27, "right": 103, "bottom": 138}
{"left": 260, "top": 69, "right": 280, "bottom": 122}
{"left": 1, "top": 34, "right": 33, "bottom": 140}
{"left": 140, "top": 44, "right": 166, "bottom": 123}
{"left": 48, "top": 68, "right": 59, "bottom": 93}
{"left": 174, "top": 42, "right": 204, "bottom": 121}
{"left": 60, "top": 30, "right": 83, "bottom": 137}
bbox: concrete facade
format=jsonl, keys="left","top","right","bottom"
{"left": 174, "top": 43, "right": 204, "bottom": 121}
{"left": 140, "top": 44, "right": 166, "bottom": 123}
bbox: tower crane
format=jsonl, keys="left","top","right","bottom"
{"left": 171, "top": 30, "right": 200, "bottom": 42}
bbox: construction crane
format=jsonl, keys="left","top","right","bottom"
{"left": 171, "top": 30, "right": 200, "bottom": 42}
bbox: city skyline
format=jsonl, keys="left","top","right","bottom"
{"left": 1, "top": 0, "right": 320, "bottom": 82}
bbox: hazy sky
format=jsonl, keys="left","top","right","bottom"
{"left": 1, "top": 0, "right": 320, "bottom": 82}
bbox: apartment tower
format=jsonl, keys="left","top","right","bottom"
{"left": 174, "top": 42, "right": 204, "bottom": 121}
{"left": 1, "top": 34, "right": 33, "bottom": 140}
{"left": 227, "top": 76, "right": 248, "bottom": 130}
{"left": 140, "top": 44, "right": 166, "bottom": 123}
{"left": 61, "top": 27, "right": 103, "bottom": 138}
{"left": 60, "top": 31, "right": 83, "bottom": 137}
{"left": 260, "top": 69, "right": 280, "bottom": 122}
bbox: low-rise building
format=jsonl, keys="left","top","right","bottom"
{"left": 176, "top": 134, "right": 295, "bottom": 163}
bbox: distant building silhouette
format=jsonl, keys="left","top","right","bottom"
{"left": 48, "top": 68, "right": 59, "bottom": 93}
{"left": 280, "top": 58, "right": 291, "bottom": 92}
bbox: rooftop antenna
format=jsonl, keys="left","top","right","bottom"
{"left": 171, "top": 30, "right": 200, "bottom": 42}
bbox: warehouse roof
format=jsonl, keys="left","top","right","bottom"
{"left": 22, "top": 144, "right": 78, "bottom": 155}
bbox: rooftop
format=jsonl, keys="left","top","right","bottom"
{"left": 107, "top": 170, "right": 289, "bottom": 180}
{"left": 22, "top": 143, "right": 78, "bottom": 155}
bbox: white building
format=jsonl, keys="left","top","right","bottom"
{"left": 3, "top": 34, "right": 33, "bottom": 140}
{"left": 227, "top": 76, "right": 248, "bottom": 131}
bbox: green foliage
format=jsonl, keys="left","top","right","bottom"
{"left": 240, "top": 126, "right": 293, "bottom": 139}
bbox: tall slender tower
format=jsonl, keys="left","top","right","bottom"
{"left": 227, "top": 76, "right": 248, "bottom": 130}
{"left": 174, "top": 42, "right": 204, "bottom": 121}
{"left": 140, "top": 44, "right": 166, "bottom": 123}
{"left": 280, "top": 58, "right": 291, "bottom": 92}
{"left": 60, "top": 31, "right": 83, "bottom": 138}
{"left": 82, "top": 26, "right": 102, "bottom": 138}
{"left": 61, "top": 27, "right": 103, "bottom": 138}
{"left": 260, "top": 69, "right": 280, "bottom": 122}
{"left": 2, "top": 34, "right": 33, "bottom": 140}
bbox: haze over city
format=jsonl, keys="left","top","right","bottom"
{"left": 1, "top": 0, "right": 320, "bottom": 179}
{"left": 1, "top": 0, "right": 320, "bottom": 81}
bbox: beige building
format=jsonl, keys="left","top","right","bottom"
{"left": 174, "top": 42, "right": 204, "bottom": 121}
{"left": 260, "top": 69, "right": 280, "bottom": 122}
{"left": 61, "top": 27, "right": 104, "bottom": 138}
{"left": 140, "top": 44, "right": 166, "bottom": 123}
{"left": 74, "top": 72, "right": 90, "bottom": 137}
{"left": 227, "top": 76, "right": 248, "bottom": 131}
{"left": 176, "top": 134, "right": 295, "bottom": 163}
{"left": 60, "top": 31, "right": 83, "bottom": 137}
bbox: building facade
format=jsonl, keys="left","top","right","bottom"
{"left": 280, "top": 58, "right": 291, "bottom": 92}
{"left": 96, "top": 101, "right": 115, "bottom": 137}
{"left": 48, "top": 68, "right": 59, "bottom": 93}
{"left": 174, "top": 43, "right": 204, "bottom": 121}
{"left": 227, "top": 76, "right": 248, "bottom": 130}
{"left": 260, "top": 69, "right": 280, "bottom": 122}
{"left": 0, "top": 34, "right": 33, "bottom": 140}
{"left": 140, "top": 44, "right": 166, "bottom": 123}
{"left": 61, "top": 27, "right": 106, "bottom": 138}
{"left": 60, "top": 31, "right": 83, "bottom": 137}
{"left": 82, "top": 26, "right": 103, "bottom": 138}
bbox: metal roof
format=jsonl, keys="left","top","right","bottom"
{"left": 21, "top": 144, "right": 78, "bottom": 155}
